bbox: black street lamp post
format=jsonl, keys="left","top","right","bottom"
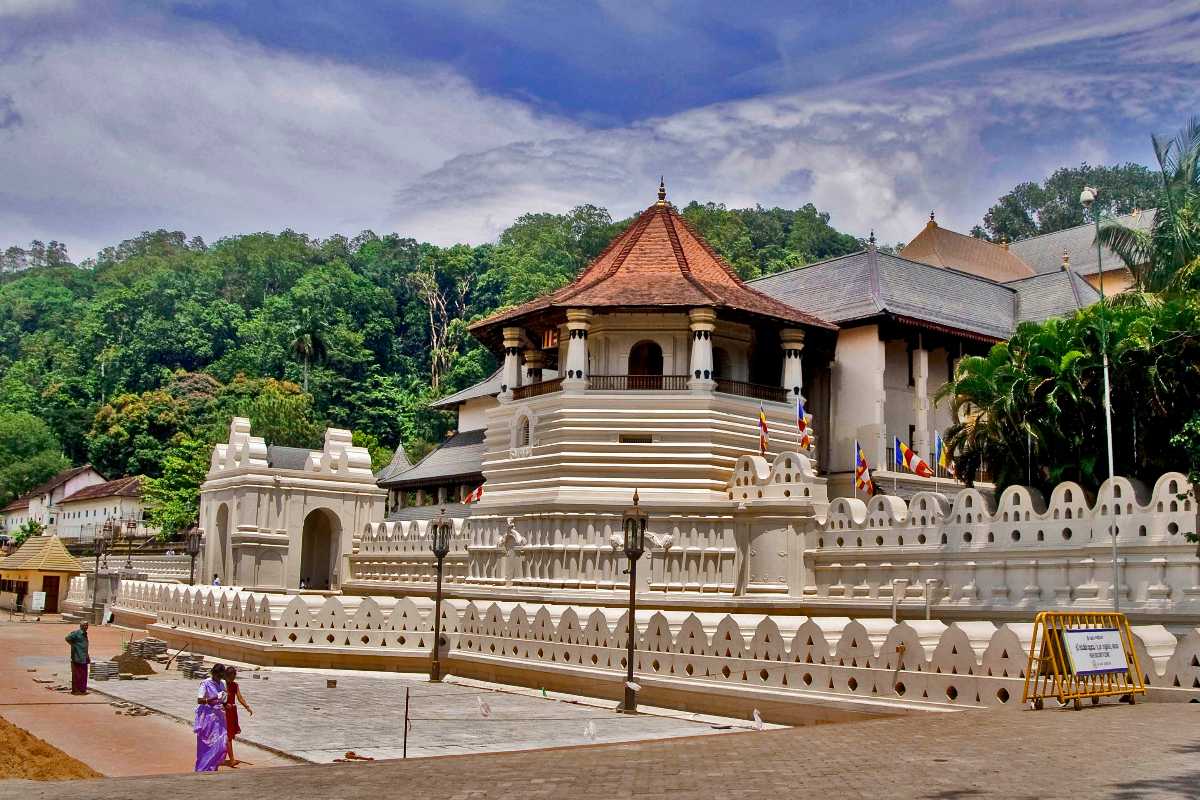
{"left": 429, "top": 509, "right": 453, "bottom": 682}
{"left": 185, "top": 527, "right": 203, "bottom": 586}
{"left": 621, "top": 490, "right": 648, "bottom": 713}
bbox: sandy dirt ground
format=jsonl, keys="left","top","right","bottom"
{"left": 0, "top": 715, "right": 100, "bottom": 781}
{"left": 0, "top": 616, "right": 293, "bottom": 779}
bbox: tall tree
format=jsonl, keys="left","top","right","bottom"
{"left": 289, "top": 315, "right": 328, "bottom": 393}
{"left": 1098, "top": 117, "right": 1200, "bottom": 294}
{"left": 974, "top": 163, "right": 1159, "bottom": 242}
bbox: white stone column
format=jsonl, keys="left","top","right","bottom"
{"left": 781, "top": 328, "right": 806, "bottom": 399}
{"left": 688, "top": 307, "right": 717, "bottom": 392}
{"left": 913, "top": 337, "right": 930, "bottom": 459}
{"left": 561, "top": 309, "right": 592, "bottom": 393}
{"left": 523, "top": 349, "right": 545, "bottom": 385}
{"left": 500, "top": 326, "right": 524, "bottom": 399}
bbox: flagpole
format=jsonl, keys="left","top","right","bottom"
{"left": 852, "top": 440, "right": 858, "bottom": 501}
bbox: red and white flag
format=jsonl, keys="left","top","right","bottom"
{"left": 464, "top": 484, "right": 484, "bottom": 504}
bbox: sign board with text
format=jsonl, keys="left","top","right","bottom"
{"left": 30, "top": 591, "right": 46, "bottom": 613}
{"left": 1063, "top": 627, "right": 1128, "bottom": 676}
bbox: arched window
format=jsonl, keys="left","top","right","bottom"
{"left": 517, "top": 417, "right": 531, "bottom": 448}
{"left": 628, "top": 340, "right": 663, "bottom": 390}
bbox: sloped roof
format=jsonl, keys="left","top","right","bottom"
{"left": 470, "top": 190, "right": 837, "bottom": 342}
{"left": 0, "top": 535, "right": 85, "bottom": 573}
{"left": 266, "top": 445, "right": 317, "bottom": 471}
{"left": 902, "top": 217, "right": 1035, "bottom": 282}
{"left": 61, "top": 476, "right": 142, "bottom": 503}
{"left": 374, "top": 443, "right": 414, "bottom": 483}
{"left": 2, "top": 465, "right": 101, "bottom": 513}
{"left": 430, "top": 369, "right": 504, "bottom": 410}
{"left": 377, "top": 428, "right": 486, "bottom": 488}
{"left": 751, "top": 247, "right": 1018, "bottom": 341}
{"left": 2, "top": 497, "right": 30, "bottom": 512}
{"left": 1009, "top": 269, "right": 1101, "bottom": 323}
{"left": 1009, "top": 210, "right": 1154, "bottom": 277}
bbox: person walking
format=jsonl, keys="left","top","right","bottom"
{"left": 194, "top": 664, "right": 228, "bottom": 772}
{"left": 222, "top": 666, "right": 254, "bottom": 766}
{"left": 65, "top": 622, "right": 89, "bottom": 695}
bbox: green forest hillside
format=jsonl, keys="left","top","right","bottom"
{"left": 0, "top": 200, "right": 860, "bottom": 534}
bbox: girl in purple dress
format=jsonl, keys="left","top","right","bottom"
{"left": 194, "top": 664, "right": 228, "bottom": 772}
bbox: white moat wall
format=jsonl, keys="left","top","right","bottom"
{"left": 104, "top": 579, "right": 1200, "bottom": 723}
{"left": 347, "top": 455, "right": 1199, "bottom": 623}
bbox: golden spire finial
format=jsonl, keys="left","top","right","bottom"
{"left": 1061, "top": 250, "right": 1071, "bottom": 271}
{"left": 656, "top": 177, "right": 666, "bottom": 205}
{"left": 632, "top": 488, "right": 640, "bottom": 506}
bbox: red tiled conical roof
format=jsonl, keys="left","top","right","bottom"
{"left": 471, "top": 195, "right": 837, "bottom": 340}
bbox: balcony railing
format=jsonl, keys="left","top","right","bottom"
{"left": 589, "top": 374, "right": 690, "bottom": 391}
{"left": 715, "top": 378, "right": 788, "bottom": 403}
{"left": 512, "top": 377, "right": 563, "bottom": 400}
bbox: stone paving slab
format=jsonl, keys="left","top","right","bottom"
{"left": 89, "top": 668, "right": 746, "bottom": 761}
{"left": 7, "top": 703, "right": 1198, "bottom": 800}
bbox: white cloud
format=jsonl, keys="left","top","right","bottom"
{"left": 1, "top": 9, "right": 1197, "bottom": 261}
{"left": 0, "top": 26, "right": 579, "bottom": 257}
{"left": 0, "top": 0, "right": 76, "bottom": 17}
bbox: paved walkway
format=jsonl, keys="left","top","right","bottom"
{"left": 92, "top": 668, "right": 749, "bottom": 761}
{"left": 5, "top": 702, "right": 1197, "bottom": 799}
{"left": 0, "top": 618, "right": 291, "bottom": 776}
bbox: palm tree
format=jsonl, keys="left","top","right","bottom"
{"left": 1098, "top": 116, "right": 1200, "bottom": 294}
{"left": 289, "top": 318, "right": 327, "bottom": 393}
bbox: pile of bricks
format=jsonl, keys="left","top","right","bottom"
{"left": 126, "top": 638, "right": 169, "bottom": 661}
{"left": 176, "top": 654, "right": 208, "bottom": 679}
{"left": 89, "top": 661, "right": 120, "bottom": 681}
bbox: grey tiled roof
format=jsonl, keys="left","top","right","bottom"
{"left": 1009, "top": 210, "right": 1154, "bottom": 277}
{"left": 1009, "top": 270, "right": 1101, "bottom": 323}
{"left": 373, "top": 444, "right": 414, "bottom": 484}
{"left": 377, "top": 428, "right": 486, "bottom": 487}
{"left": 267, "top": 445, "right": 316, "bottom": 471}
{"left": 750, "top": 249, "right": 1017, "bottom": 340}
{"left": 431, "top": 369, "right": 503, "bottom": 410}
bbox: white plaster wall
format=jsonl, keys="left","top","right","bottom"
{"left": 55, "top": 496, "right": 145, "bottom": 540}
{"left": 457, "top": 396, "right": 495, "bottom": 432}
{"left": 830, "top": 325, "right": 886, "bottom": 473}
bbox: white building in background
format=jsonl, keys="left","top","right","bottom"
{"left": 1, "top": 465, "right": 106, "bottom": 536}
{"left": 54, "top": 475, "right": 154, "bottom": 542}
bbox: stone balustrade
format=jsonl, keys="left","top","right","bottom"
{"left": 109, "top": 580, "right": 1200, "bottom": 714}
{"left": 351, "top": 518, "right": 473, "bottom": 585}
{"left": 809, "top": 472, "right": 1200, "bottom": 615}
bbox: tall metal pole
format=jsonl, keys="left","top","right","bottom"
{"left": 430, "top": 551, "right": 445, "bottom": 682}
{"left": 1087, "top": 190, "right": 1120, "bottom": 611}
{"left": 623, "top": 556, "right": 638, "bottom": 713}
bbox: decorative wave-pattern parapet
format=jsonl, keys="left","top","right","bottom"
{"left": 111, "top": 580, "right": 1200, "bottom": 708}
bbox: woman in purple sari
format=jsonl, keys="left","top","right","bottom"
{"left": 194, "top": 664, "right": 228, "bottom": 772}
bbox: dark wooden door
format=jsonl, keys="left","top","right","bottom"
{"left": 42, "top": 576, "right": 60, "bottom": 613}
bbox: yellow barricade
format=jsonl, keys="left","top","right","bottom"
{"left": 1022, "top": 611, "right": 1146, "bottom": 710}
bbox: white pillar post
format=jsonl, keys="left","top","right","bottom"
{"left": 561, "top": 309, "right": 592, "bottom": 393}
{"left": 500, "top": 327, "right": 524, "bottom": 400}
{"left": 913, "top": 336, "right": 930, "bottom": 459}
{"left": 688, "top": 307, "right": 717, "bottom": 392}
{"left": 781, "top": 328, "right": 806, "bottom": 398}
{"left": 523, "top": 349, "right": 545, "bottom": 385}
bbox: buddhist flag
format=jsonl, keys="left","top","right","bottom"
{"left": 854, "top": 440, "right": 875, "bottom": 495}
{"left": 935, "top": 431, "right": 956, "bottom": 477}
{"left": 796, "top": 395, "right": 811, "bottom": 450}
{"left": 758, "top": 402, "right": 769, "bottom": 456}
{"left": 895, "top": 436, "right": 935, "bottom": 478}
{"left": 464, "top": 484, "right": 484, "bottom": 504}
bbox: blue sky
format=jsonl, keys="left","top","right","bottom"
{"left": 1, "top": 0, "right": 1198, "bottom": 258}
